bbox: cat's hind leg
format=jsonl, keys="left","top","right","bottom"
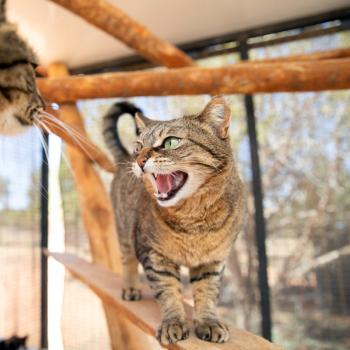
{"left": 120, "top": 245, "right": 141, "bottom": 301}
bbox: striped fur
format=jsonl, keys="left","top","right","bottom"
{"left": 0, "top": 0, "right": 43, "bottom": 134}
{"left": 103, "top": 97, "right": 245, "bottom": 344}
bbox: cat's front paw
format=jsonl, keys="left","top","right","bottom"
{"left": 194, "top": 319, "right": 230, "bottom": 343}
{"left": 156, "top": 318, "right": 189, "bottom": 345}
{"left": 122, "top": 287, "right": 142, "bottom": 301}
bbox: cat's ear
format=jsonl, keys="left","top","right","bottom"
{"left": 135, "top": 112, "right": 153, "bottom": 134}
{"left": 199, "top": 96, "right": 231, "bottom": 139}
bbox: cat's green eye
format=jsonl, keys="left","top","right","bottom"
{"left": 163, "top": 137, "right": 181, "bottom": 150}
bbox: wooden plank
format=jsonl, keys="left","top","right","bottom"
{"left": 49, "top": 0, "right": 194, "bottom": 68}
{"left": 40, "top": 113, "right": 115, "bottom": 173}
{"left": 48, "top": 251, "right": 283, "bottom": 350}
{"left": 38, "top": 57, "right": 350, "bottom": 103}
{"left": 47, "top": 63, "right": 151, "bottom": 350}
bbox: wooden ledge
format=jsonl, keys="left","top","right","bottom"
{"left": 48, "top": 252, "right": 283, "bottom": 350}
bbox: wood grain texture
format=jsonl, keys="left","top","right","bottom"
{"left": 38, "top": 57, "right": 350, "bottom": 103}
{"left": 48, "top": 251, "right": 284, "bottom": 350}
{"left": 47, "top": 62, "right": 151, "bottom": 350}
{"left": 49, "top": 0, "right": 194, "bottom": 68}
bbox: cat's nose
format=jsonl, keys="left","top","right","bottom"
{"left": 137, "top": 155, "right": 147, "bottom": 170}
{"left": 136, "top": 147, "right": 151, "bottom": 170}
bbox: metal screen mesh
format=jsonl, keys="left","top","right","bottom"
{"left": 0, "top": 128, "right": 42, "bottom": 349}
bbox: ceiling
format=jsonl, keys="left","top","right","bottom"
{"left": 7, "top": 0, "right": 349, "bottom": 69}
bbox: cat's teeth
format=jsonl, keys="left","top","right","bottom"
{"left": 156, "top": 192, "right": 169, "bottom": 199}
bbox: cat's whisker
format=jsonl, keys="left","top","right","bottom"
{"left": 113, "top": 161, "right": 132, "bottom": 166}
{"left": 125, "top": 169, "right": 136, "bottom": 176}
{"left": 38, "top": 120, "right": 52, "bottom": 136}
{"left": 39, "top": 111, "right": 84, "bottom": 136}
{"left": 39, "top": 112, "right": 88, "bottom": 141}
{"left": 43, "top": 119, "right": 95, "bottom": 155}
{"left": 39, "top": 118, "right": 93, "bottom": 157}
{"left": 39, "top": 115, "right": 96, "bottom": 160}
{"left": 38, "top": 117, "right": 120, "bottom": 172}
{"left": 33, "top": 124, "right": 49, "bottom": 164}
{"left": 34, "top": 120, "right": 81, "bottom": 175}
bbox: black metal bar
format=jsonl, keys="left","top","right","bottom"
{"left": 248, "top": 21, "right": 350, "bottom": 49}
{"left": 179, "top": 6, "right": 350, "bottom": 52}
{"left": 40, "top": 132, "right": 49, "bottom": 350}
{"left": 70, "top": 6, "right": 350, "bottom": 75}
{"left": 239, "top": 38, "right": 272, "bottom": 341}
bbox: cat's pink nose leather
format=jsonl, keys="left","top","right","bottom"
{"left": 136, "top": 147, "right": 151, "bottom": 169}
{"left": 137, "top": 156, "right": 146, "bottom": 168}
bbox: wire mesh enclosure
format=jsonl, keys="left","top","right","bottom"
{"left": 0, "top": 129, "right": 42, "bottom": 349}
{"left": 58, "top": 28, "right": 350, "bottom": 350}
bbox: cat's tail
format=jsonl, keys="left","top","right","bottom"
{"left": 102, "top": 101, "right": 142, "bottom": 162}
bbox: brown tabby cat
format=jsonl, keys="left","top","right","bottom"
{"left": 103, "top": 97, "right": 244, "bottom": 344}
{"left": 0, "top": 0, "right": 43, "bottom": 134}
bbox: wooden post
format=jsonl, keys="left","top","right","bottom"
{"left": 47, "top": 62, "right": 151, "bottom": 350}
{"left": 49, "top": 0, "right": 194, "bottom": 68}
{"left": 38, "top": 57, "right": 350, "bottom": 102}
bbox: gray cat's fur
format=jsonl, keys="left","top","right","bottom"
{"left": 0, "top": 0, "right": 43, "bottom": 134}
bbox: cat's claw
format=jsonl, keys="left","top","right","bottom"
{"left": 156, "top": 319, "right": 189, "bottom": 344}
{"left": 194, "top": 319, "right": 230, "bottom": 343}
{"left": 122, "top": 287, "right": 142, "bottom": 301}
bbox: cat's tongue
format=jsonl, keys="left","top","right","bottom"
{"left": 156, "top": 174, "right": 173, "bottom": 194}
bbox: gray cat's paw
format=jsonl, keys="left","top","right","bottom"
{"left": 122, "top": 288, "right": 142, "bottom": 301}
{"left": 156, "top": 319, "right": 189, "bottom": 344}
{"left": 194, "top": 319, "right": 230, "bottom": 343}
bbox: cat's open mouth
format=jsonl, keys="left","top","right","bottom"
{"left": 152, "top": 171, "right": 188, "bottom": 201}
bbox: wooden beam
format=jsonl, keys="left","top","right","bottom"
{"left": 40, "top": 114, "right": 115, "bottom": 173}
{"left": 39, "top": 48, "right": 350, "bottom": 170}
{"left": 38, "top": 57, "right": 350, "bottom": 102}
{"left": 49, "top": 251, "right": 284, "bottom": 350}
{"left": 49, "top": 0, "right": 194, "bottom": 68}
{"left": 47, "top": 63, "right": 151, "bottom": 350}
